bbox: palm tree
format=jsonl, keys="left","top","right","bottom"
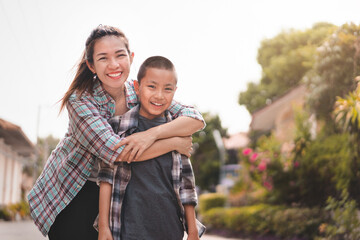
{"left": 334, "top": 76, "right": 360, "bottom": 135}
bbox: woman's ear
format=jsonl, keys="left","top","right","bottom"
{"left": 134, "top": 80, "right": 140, "bottom": 95}
{"left": 130, "top": 52, "right": 135, "bottom": 64}
{"left": 86, "top": 60, "right": 95, "bottom": 73}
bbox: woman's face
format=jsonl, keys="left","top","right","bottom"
{"left": 87, "top": 35, "right": 133, "bottom": 95}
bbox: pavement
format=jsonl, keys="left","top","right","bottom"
{"left": 0, "top": 220, "right": 243, "bottom": 240}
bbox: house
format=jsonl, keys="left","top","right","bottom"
{"left": 250, "top": 85, "right": 308, "bottom": 144}
{"left": 0, "top": 118, "right": 36, "bottom": 205}
{"left": 223, "top": 132, "right": 250, "bottom": 164}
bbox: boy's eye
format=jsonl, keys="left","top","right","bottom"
{"left": 147, "top": 85, "right": 155, "bottom": 89}
{"left": 117, "top": 54, "right": 126, "bottom": 58}
{"left": 165, "top": 88, "right": 174, "bottom": 91}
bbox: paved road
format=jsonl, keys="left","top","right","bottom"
{"left": 0, "top": 220, "right": 243, "bottom": 240}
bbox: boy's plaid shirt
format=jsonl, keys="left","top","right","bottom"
{"left": 94, "top": 105, "right": 206, "bottom": 239}
{"left": 27, "top": 79, "right": 205, "bottom": 236}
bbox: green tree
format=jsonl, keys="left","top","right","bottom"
{"left": 191, "top": 112, "right": 227, "bottom": 191}
{"left": 239, "top": 22, "right": 336, "bottom": 113}
{"left": 306, "top": 23, "right": 360, "bottom": 120}
{"left": 23, "top": 135, "right": 59, "bottom": 178}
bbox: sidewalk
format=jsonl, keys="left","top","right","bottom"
{"left": 0, "top": 220, "right": 243, "bottom": 240}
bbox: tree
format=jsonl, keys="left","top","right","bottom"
{"left": 191, "top": 112, "right": 227, "bottom": 191}
{"left": 239, "top": 22, "right": 336, "bottom": 113}
{"left": 23, "top": 135, "right": 59, "bottom": 178}
{"left": 306, "top": 23, "right": 360, "bottom": 120}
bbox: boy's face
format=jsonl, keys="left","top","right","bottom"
{"left": 135, "top": 67, "right": 177, "bottom": 119}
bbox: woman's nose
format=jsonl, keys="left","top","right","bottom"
{"left": 109, "top": 58, "right": 119, "bottom": 68}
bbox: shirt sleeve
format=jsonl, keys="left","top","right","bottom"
{"left": 97, "top": 161, "right": 115, "bottom": 185}
{"left": 66, "top": 96, "right": 124, "bottom": 165}
{"left": 168, "top": 100, "right": 205, "bottom": 128}
{"left": 180, "top": 155, "right": 198, "bottom": 206}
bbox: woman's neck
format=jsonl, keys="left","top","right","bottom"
{"left": 104, "top": 85, "right": 125, "bottom": 102}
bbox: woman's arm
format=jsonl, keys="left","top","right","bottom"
{"left": 118, "top": 136, "right": 193, "bottom": 162}
{"left": 67, "top": 96, "right": 123, "bottom": 165}
{"left": 116, "top": 116, "right": 202, "bottom": 161}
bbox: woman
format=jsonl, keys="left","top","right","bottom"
{"left": 27, "top": 25, "right": 204, "bottom": 240}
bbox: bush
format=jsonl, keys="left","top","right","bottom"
{"left": 0, "top": 201, "right": 30, "bottom": 221}
{"left": 0, "top": 206, "right": 12, "bottom": 221}
{"left": 202, "top": 204, "right": 324, "bottom": 239}
{"left": 199, "top": 193, "right": 226, "bottom": 214}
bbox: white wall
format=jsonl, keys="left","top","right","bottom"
{"left": 0, "top": 139, "right": 24, "bottom": 205}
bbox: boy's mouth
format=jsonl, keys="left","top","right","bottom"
{"left": 151, "top": 102, "right": 163, "bottom": 106}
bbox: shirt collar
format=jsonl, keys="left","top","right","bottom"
{"left": 93, "top": 80, "right": 114, "bottom": 105}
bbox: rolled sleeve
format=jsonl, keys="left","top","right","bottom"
{"left": 168, "top": 100, "right": 205, "bottom": 129}
{"left": 98, "top": 161, "right": 115, "bottom": 185}
{"left": 180, "top": 155, "right": 198, "bottom": 206}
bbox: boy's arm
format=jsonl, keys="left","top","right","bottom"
{"left": 98, "top": 182, "right": 113, "bottom": 240}
{"left": 184, "top": 205, "right": 199, "bottom": 240}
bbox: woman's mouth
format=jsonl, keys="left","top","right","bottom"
{"left": 107, "top": 72, "right": 122, "bottom": 79}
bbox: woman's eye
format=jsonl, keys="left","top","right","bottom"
{"left": 98, "top": 57, "right": 106, "bottom": 61}
{"left": 165, "top": 88, "right": 173, "bottom": 91}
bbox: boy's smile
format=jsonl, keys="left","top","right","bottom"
{"left": 135, "top": 68, "right": 177, "bottom": 120}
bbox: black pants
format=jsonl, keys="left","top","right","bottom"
{"left": 48, "top": 181, "right": 99, "bottom": 240}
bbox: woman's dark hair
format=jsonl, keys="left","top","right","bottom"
{"left": 60, "top": 25, "right": 130, "bottom": 112}
{"left": 137, "top": 56, "right": 177, "bottom": 83}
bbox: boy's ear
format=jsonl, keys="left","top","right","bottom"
{"left": 134, "top": 80, "right": 140, "bottom": 94}
{"left": 86, "top": 60, "right": 95, "bottom": 73}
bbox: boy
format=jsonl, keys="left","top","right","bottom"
{"left": 96, "top": 56, "right": 205, "bottom": 240}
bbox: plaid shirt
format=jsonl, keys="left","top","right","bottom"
{"left": 27, "top": 79, "right": 205, "bottom": 236}
{"left": 95, "top": 105, "right": 206, "bottom": 239}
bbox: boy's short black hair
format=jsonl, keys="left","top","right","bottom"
{"left": 137, "top": 56, "right": 177, "bottom": 83}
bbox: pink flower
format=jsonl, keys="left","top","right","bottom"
{"left": 263, "top": 181, "right": 273, "bottom": 191}
{"left": 258, "top": 161, "right": 267, "bottom": 171}
{"left": 250, "top": 153, "right": 258, "bottom": 162}
{"left": 242, "top": 148, "right": 252, "bottom": 156}
{"left": 294, "top": 161, "right": 300, "bottom": 168}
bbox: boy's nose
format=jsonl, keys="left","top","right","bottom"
{"left": 155, "top": 90, "right": 164, "bottom": 99}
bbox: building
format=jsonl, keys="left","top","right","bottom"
{"left": 250, "top": 85, "right": 309, "bottom": 144}
{"left": 0, "top": 118, "right": 35, "bottom": 205}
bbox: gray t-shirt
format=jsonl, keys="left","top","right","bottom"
{"left": 120, "top": 115, "right": 183, "bottom": 240}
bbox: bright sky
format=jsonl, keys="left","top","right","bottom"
{"left": 1, "top": 0, "right": 359, "bottom": 143}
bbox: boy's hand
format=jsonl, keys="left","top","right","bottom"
{"left": 98, "top": 227, "right": 113, "bottom": 240}
{"left": 175, "top": 136, "right": 193, "bottom": 157}
{"left": 187, "top": 230, "right": 200, "bottom": 240}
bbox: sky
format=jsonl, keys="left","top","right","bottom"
{"left": 1, "top": 0, "right": 360, "bottom": 143}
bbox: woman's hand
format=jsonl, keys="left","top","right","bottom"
{"left": 114, "top": 130, "right": 157, "bottom": 162}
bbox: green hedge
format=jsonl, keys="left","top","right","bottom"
{"left": 202, "top": 204, "right": 324, "bottom": 239}
{"left": 199, "top": 193, "right": 226, "bottom": 214}
{"left": 0, "top": 201, "right": 30, "bottom": 221}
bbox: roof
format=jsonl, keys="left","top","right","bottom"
{"left": 0, "top": 118, "right": 36, "bottom": 157}
{"left": 250, "top": 85, "right": 307, "bottom": 132}
{"left": 223, "top": 132, "right": 250, "bottom": 149}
